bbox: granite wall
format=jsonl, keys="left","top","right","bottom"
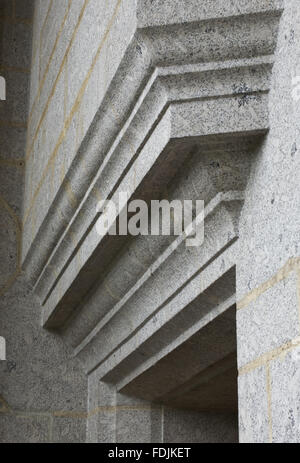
{"left": 236, "top": 1, "right": 300, "bottom": 443}
{"left": 0, "top": 0, "right": 87, "bottom": 443}
{"left": 0, "top": 0, "right": 299, "bottom": 444}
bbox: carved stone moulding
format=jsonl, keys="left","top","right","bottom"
{"left": 21, "top": 2, "right": 283, "bottom": 385}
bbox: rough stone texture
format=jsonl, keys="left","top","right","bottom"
{"left": 0, "top": 413, "right": 49, "bottom": 444}
{"left": 51, "top": 416, "right": 87, "bottom": 444}
{"left": 238, "top": 366, "right": 270, "bottom": 443}
{"left": 163, "top": 408, "right": 238, "bottom": 444}
{"left": 0, "top": 275, "right": 87, "bottom": 443}
{"left": 270, "top": 346, "right": 300, "bottom": 443}
{"left": 1, "top": 0, "right": 300, "bottom": 444}
{"left": 235, "top": 0, "right": 300, "bottom": 443}
{"left": 0, "top": 0, "right": 32, "bottom": 299}
{"left": 237, "top": 270, "right": 300, "bottom": 368}
{"left": 237, "top": 2, "right": 300, "bottom": 298}
{"left": 0, "top": 0, "right": 87, "bottom": 443}
{"left": 87, "top": 380, "right": 238, "bottom": 444}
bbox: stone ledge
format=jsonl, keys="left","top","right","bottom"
{"left": 77, "top": 241, "right": 238, "bottom": 375}
{"left": 18, "top": 3, "right": 284, "bottom": 381}
{"left": 22, "top": 5, "right": 282, "bottom": 302}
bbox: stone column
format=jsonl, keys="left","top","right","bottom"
{"left": 87, "top": 375, "right": 163, "bottom": 443}
{"left": 236, "top": 1, "right": 300, "bottom": 443}
{"left": 237, "top": 260, "right": 300, "bottom": 442}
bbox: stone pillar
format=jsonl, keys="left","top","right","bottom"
{"left": 87, "top": 376, "right": 239, "bottom": 443}
{"left": 87, "top": 375, "right": 163, "bottom": 443}
{"left": 236, "top": 0, "right": 300, "bottom": 442}
{"left": 237, "top": 261, "right": 300, "bottom": 442}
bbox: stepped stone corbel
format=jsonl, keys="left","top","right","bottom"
{"left": 22, "top": 1, "right": 283, "bottom": 409}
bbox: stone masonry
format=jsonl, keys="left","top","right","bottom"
{"left": 0, "top": 0, "right": 300, "bottom": 443}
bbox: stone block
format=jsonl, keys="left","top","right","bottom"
{"left": 238, "top": 366, "right": 270, "bottom": 443}
{"left": 270, "top": 345, "right": 300, "bottom": 443}
{"left": 237, "top": 270, "right": 300, "bottom": 368}
{"left": 163, "top": 407, "right": 238, "bottom": 443}
{"left": 52, "top": 415, "right": 86, "bottom": 443}
{"left": 0, "top": 413, "right": 50, "bottom": 443}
